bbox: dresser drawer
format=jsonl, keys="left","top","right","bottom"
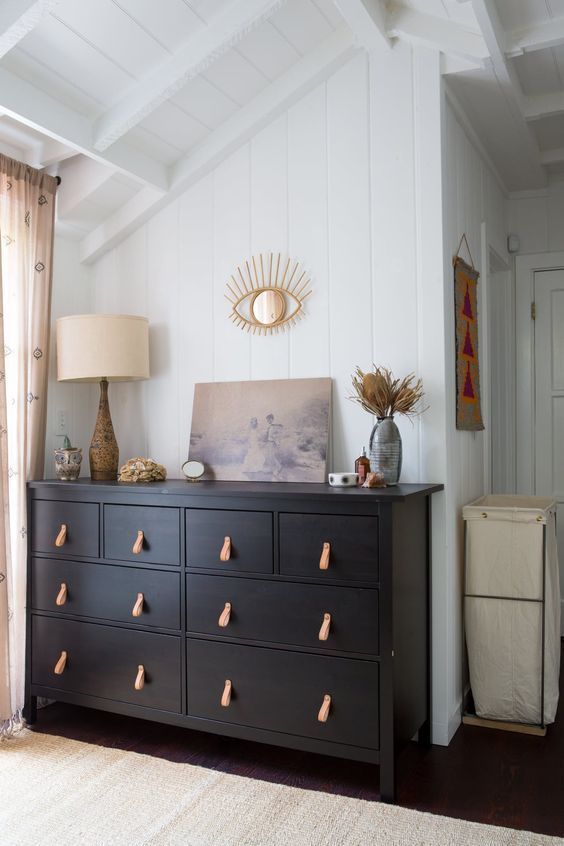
{"left": 31, "top": 558, "right": 180, "bottom": 630}
{"left": 31, "top": 616, "right": 181, "bottom": 712}
{"left": 104, "top": 505, "right": 180, "bottom": 565}
{"left": 186, "top": 575, "right": 379, "bottom": 655}
{"left": 187, "top": 639, "right": 379, "bottom": 749}
{"left": 186, "top": 509, "right": 273, "bottom": 574}
{"left": 32, "top": 500, "right": 99, "bottom": 558}
{"left": 279, "top": 513, "right": 379, "bottom": 582}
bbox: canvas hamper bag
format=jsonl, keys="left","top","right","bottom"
{"left": 463, "top": 495, "right": 561, "bottom": 725}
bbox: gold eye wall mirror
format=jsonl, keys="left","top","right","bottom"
{"left": 225, "top": 253, "right": 312, "bottom": 335}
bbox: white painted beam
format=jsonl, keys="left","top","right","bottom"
{"left": 0, "top": 0, "right": 59, "bottom": 59}
{"left": 387, "top": 6, "right": 488, "bottom": 62}
{"left": 523, "top": 91, "right": 564, "bottom": 122}
{"left": 506, "top": 16, "right": 564, "bottom": 57}
{"left": 539, "top": 148, "right": 564, "bottom": 166}
{"left": 57, "top": 157, "right": 116, "bottom": 219}
{"left": 333, "top": 0, "right": 390, "bottom": 51}
{"left": 469, "top": 0, "right": 545, "bottom": 185}
{"left": 0, "top": 66, "right": 169, "bottom": 191}
{"left": 37, "top": 137, "right": 76, "bottom": 167}
{"left": 441, "top": 54, "right": 483, "bottom": 75}
{"left": 93, "top": 0, "right": 285, "bottom": 152}
{"left": 81, "top": 27, "right": 357, "bottom": 263}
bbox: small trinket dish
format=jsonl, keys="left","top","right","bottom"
{"left": 328, "top": 472, "right": 359, "bottom": 487}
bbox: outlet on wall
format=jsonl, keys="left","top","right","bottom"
{"left": 55, "top": 410, "right": 68, "bottom": 435}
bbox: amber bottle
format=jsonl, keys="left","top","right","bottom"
{"left": 355, "top": 447, "right": 370, "bottom": 486}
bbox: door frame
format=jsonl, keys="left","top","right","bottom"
{"left": 515, "top": 250, "right": 564, "bottom": 493}
{"left": 485, "top": 237, "right": 512, "bottom": 494}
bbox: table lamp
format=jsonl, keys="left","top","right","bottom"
{"left": 56, "top": 314, "right": 150, "bottom": 480}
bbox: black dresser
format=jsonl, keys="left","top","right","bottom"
{"left": 24, "top": 479, "right": 442, "bottom": 802}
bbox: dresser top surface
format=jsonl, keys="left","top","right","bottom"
{"left": 29, "top": 479, "right": 443, "bottom": 502}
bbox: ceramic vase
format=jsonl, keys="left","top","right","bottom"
{"left": 369, "top": 417, "right": 402, "bottom": 486}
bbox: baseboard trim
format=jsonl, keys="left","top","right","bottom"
{"left": 432, "top": 701, "right": 462, "bottom": 746}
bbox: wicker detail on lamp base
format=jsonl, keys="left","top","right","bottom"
{"left": 89, "top": 379, "right": 119, "bottom": 481}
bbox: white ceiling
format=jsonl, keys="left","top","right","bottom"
{"left": 0, "top": 0, "right": 563, "bottom": 260}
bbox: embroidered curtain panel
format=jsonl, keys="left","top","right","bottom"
{"left": 0, "top": 155, "right": 57, "bottom": 736}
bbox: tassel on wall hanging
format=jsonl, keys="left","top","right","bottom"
{"left": 453, "top": 234, "right": 484, "bottom": 431}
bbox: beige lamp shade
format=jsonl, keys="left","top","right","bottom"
{"left": 56, "top": 314, "right": 150, "bottom": 382}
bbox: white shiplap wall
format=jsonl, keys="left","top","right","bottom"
{"left": 90, "top": 52, "right": 406, "bottom": 480}
{"left": 442, "top": 93, "right": 510, "bottom": 740}
{"left": 51, "top": 48, "right": 509, "bottom": 746}
{"left": 507, "top": 180, "right": 564, "bottom": 254}
{"left": 44, "top": 237, "right": 97, "bottom": 475}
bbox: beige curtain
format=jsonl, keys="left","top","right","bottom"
{"left": 0, "top": 155, "right": 57, "bottom": 736}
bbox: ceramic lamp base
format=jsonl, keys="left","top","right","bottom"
{"left": 89, "top": 379, "right": 119, "bottom": 481}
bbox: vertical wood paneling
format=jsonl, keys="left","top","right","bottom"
{"left": 250, "top": 115, "right": 289, "bottom": 381}
{"left": 178, "top": 174, "right": 215, "bottom": 469}
{"left": 213, "top": 145, "right": 251, "bottom": 382}
{"left": 287, "top": 85, "right": 330, "bottom": 380}
{"left": 112, "top": 226, "right": 148, "bottom": 463}
{"left": 145, "top": 201, "right": 181, "bottom": 474}
{"left": 45, "top": 238, "right": 96, "bottom": 477}
{"left": 327, "top": 53, "right": 372, "bottom": 472}
{"left": 442, "top": 95, "right": 510, "bottom": 742}
{"left": 369, "top": 41, "right": 420, "bottom": 481}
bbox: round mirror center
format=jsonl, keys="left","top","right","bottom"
{"left": 251, "top": 290, "right": 285, "bottom": 325}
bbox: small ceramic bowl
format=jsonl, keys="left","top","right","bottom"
{"left": 328, "top": 472, "right": 359, "bottom": 487}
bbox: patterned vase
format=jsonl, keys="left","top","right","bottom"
{"left": 90, "top": 379, "right": 119, "bottom": 481}
{"left": 369, "top": 417, "right": 402, "bottom": 486}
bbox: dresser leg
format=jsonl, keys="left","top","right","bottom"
{"left": 23, "top": 695, "right": 37, "bottom": 725}
{"left": 379, "top": 759, "right": 396, "bottom": 803}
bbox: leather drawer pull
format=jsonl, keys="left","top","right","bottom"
{"left": 55, "top": 524, "right": 67, "bottom": 548}
{"left": 132, "top": 592, "right": 144, "bottom": 617}
{"left": 134, "top": 665, "right": 145, "bottom": 691}
{"left": 317, "top": 694, "right": 331, "bottom": 723}
{"left": 319, "top": 542, "right": 330, "bottom": 570}
{"left": 54, "top": 651, "right": 67, "bottom": 675}
{"left": 218, "top": 601, "right": 231, "bottom": 628}
{"left": 55, "top": 582, "right": 68, "bottom": 607}
{"left": 220, "top": 536, "right": 231, "bottom": 562}
{"left": 221, "top": 679, "right": 232, "bottom": 707}
{"left": 318, "top": 612, "right": 331, "bottom": 641}
{"left": 132, "top": 530, "right": 144, "bottom": 555}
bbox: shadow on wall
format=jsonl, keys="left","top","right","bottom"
{"left": 148, "top": 323, "right": 170, "bottom": 378}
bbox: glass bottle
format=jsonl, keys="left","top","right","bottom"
{"left": 354, "top": 447, "right": 370, "bottom": 486}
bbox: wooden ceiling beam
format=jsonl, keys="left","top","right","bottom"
{"left": 81, "top": 27, "right": 357, "bottom": 263}
{"left": 539, "top": 147, "right": 564, "bottom": 166}
{"left": 523, "top": 91, "right": 564, "bottom": 122}
{"left": 332, "top": 0, "right": 390, "bottom": 51}
{"left": 0, "top": 65, "right": 169, "bottom": 190}
{"left": 92, "top": 0, "right": 285, "bottom": 153}
{"left": 0, "top": 0, "right": 59, "bottom": 59}
{"left": 506, "top": 16, "right": 564, "bottom": 58}
{"left": 387, "top": 6, "right": 488, "bottom": 63}
{"left": 468, "top": 0, "right": 545, "bottom": 185}
{"left": 56, "top": 157, "right": 117, "bottom": 219}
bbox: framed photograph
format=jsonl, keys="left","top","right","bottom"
{"left": 189, "top": 377, "right": 332, "bottom": 483}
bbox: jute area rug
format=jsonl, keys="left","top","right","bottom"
{"left": 0, "top": 730, "right": 560, "bottom": 846}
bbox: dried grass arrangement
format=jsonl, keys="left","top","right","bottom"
{"left": 350, "top": 366, "right": 426, "bottom": 420}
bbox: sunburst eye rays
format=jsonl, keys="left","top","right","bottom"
{"left": 225, "top": 253, "right": 312, "bottom": 335}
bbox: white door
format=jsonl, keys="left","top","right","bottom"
{"left": 534, "top": 268, "right": 564, "bottom": 629}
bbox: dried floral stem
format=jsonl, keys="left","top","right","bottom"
{"left": 349, "top": 366, "right": 427, "bottom": 419}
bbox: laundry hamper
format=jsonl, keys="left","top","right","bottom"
{"left": 463, "top": 495, "right": 561, "bottom": 733}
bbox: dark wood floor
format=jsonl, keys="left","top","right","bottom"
{"left": 31, "top": 649, "right": 564, "bottom": 839}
